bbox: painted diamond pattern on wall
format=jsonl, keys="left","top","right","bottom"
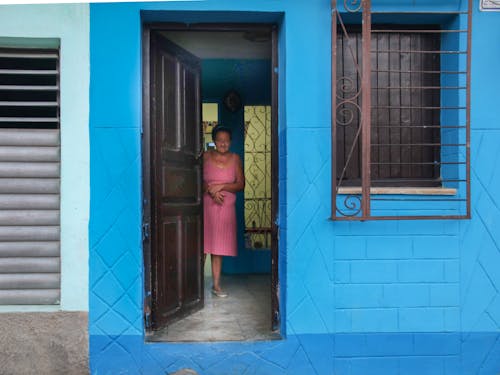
{"left": 89, "top": 123, "right": 500, "bottom": 374}
{"left": 90, "top": 127, "right": 143, "bottom": 338}
{"left": 459, "top": 131, "right": 500, "bottom": 374}
{"left": 89, "top": 121, "right": 500, "bottom": 374}
{"left": 89, "top": 125, "right": 335, "bottom": 374}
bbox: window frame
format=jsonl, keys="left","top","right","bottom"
{"left": 331, "top": 0, "right": 471, "bottom": 221}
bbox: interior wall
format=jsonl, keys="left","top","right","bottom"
{"left": 202, "top": 58, "right": 272, "bottom": 274}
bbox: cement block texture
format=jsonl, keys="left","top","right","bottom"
{"left": 0, "top": 311, "right": 88, "bottom": 375}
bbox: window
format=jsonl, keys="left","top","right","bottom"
{"left": 336, "top": 27, "right": 441, "bottom": 187}
{"left": 331, "top": 1, "right": 471, "bottom": 220}
{"left": 244, "top": 105, "right": 272, "bottom": 249}
{"left": 0, "top": 47, "right": 61, "bottom": 304}
{"left": 202, "top": 102, "right": 218, "bottom": 150}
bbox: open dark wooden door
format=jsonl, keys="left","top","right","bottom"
{"left": 148, "top": 31, "right": 204, "bottom": 330}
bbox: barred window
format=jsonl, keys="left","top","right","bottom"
{"left": 336, "top": 27, "right": 441, "bottom": 187}
{"left": 331, "top": 0, "right": 471, "bottom": 220}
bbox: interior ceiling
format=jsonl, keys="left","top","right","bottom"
{"left": 159, "top": 31, "right": 272, "bottom": 59}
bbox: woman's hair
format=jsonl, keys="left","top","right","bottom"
{"left": 211, "top": 124, "right": 232, "bottom": 142}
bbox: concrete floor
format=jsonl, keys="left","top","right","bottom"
{"left": 150, "top": 274, "right": 279, "bottom": 342}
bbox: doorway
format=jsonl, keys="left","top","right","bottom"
{"left": 142, "top": 23, "right": 279, "bottom": 341}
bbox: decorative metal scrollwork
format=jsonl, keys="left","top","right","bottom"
{"left": 336, "top": 77, "right": 362, "bottom": 127}
{"left": 335, "top": 0, "right": 365, "bottom": 217}
{"left": 244, "top": 199, "right": 272, "bottom": 249}
{"left": 337, "top": 77, "right": 360, "bottom": 100}
{"left": 336, "top": 194, "right": 362, "bottom": 217}
{"left": 336, "top": 101, "right": 361, "bottom": 127}
{"left": 244, "top": 106, "right": 272, "bottom": 248}
{"left": 344, "top": 0, "right": 362, "bottom": 12}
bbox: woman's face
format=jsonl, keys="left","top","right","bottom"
{"left": 214, "top": 131, "right": 231, "bottom": 154}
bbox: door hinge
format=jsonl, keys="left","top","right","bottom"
{"left": 274, "top": 216, "right": 280, "bottom": 241}
{"left": 144, "top": 291, "right": 152, "bottom": 330}
{"left": 142, "top": 222, "right": 150, "bottom": 242}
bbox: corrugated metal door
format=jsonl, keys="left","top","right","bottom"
{"left": 0, "top": 47, "right": 60, "bottom": 304}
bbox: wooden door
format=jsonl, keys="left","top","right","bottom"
{"left": 149, "top": 31, "right": 203, "bottom": 329}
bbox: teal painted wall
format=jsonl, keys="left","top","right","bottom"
{"left": 88, "top": 0, "right": 500, "bottom": 374}
{"left": 0, "top": 4, "right": 90, "bottom": 312}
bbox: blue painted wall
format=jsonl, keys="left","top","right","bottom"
{"left": 89, "top": 1, "right": 500, "bottom": 374}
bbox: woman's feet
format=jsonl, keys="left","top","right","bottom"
{"left": 211, "top": 287, "right": 228, "bottom": 298}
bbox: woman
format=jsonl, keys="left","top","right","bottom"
{"left": 204, "top": 125, "right": 245, "bottom": 297}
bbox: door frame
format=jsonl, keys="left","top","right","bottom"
{"left": 142, "top": 21, "right": 281, "bottom": 336}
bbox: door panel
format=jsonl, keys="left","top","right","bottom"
{"left": 150, "top": 31, "right": 203, "bottom": 329}
{"left": 183, "top": 66, "right": 199, "bottom": 156}
{"left": 161, "top": 165, "right": 200, "bottom": 200}
{"left": 159, "top": 218, "right": 181, "bottom": 316}
{"left": 159, "top": 54, "right": 178, "bottom": 150}
{"left": 183, "top": 215, "right": 202, "bottom": 306}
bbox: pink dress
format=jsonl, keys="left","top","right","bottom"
{"left": 203, "top": 155, "right": 237, "bottom": 256}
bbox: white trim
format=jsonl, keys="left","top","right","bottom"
{"left": 337, "top": 187, "right": 457, "bottom": 195}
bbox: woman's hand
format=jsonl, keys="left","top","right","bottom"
{"left": 206, "top": 184, "right": 225, "bottom": 205}
{"left": 212, "top": 191, "right": 225, "bottom": 205}
{"left": 207, "top": 184, "right": 224, "bottom": 196}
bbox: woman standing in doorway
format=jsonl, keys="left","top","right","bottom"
{"left": 203, "top": 125, "right": 245, "bottom": 297}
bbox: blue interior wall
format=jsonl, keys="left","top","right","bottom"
{"left": 202, "top": 59, "right": 271, "bottom": 104}
{"left": 89, "top": 0, "right": 500, "bottom": 374}
{"left": 201, "top": 59, "right": 272, "bottom": 274}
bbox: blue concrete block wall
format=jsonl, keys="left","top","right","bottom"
{"left": 89, "top": 0, "right": 500, "bottom": 374}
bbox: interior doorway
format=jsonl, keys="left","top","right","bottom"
{"left": 142, "top": 23, "right": 279, "bottom": 341}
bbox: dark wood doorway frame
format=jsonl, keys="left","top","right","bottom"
{"left": 142, "top": 22, "right": 280, "bottom": 337}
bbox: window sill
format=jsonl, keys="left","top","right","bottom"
{"left": 337, "top": 187, "right": 457, "bottom": 196}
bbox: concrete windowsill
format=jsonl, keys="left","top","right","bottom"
{"left": 337, "top": 187, "right": 457, "bottom": 195}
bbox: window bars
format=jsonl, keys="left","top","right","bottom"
{"left": 331, "top": 0, "right": 471, "bottom": 220}
{"left": 244, "top": 106, "right": 272, "bottom": 249}
{"left": 0, "top": 48, "right": 60, "bottom": 129}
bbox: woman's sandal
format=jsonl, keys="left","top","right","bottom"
{"left": 211, "top": 287, "right": 228, "bottom": 298}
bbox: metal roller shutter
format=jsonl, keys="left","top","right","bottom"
{"left": 0, "top": 48, "right": 60, "bottom": 305}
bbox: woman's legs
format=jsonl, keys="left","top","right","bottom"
{"left": 211, "top": 254, "right": 223, "bottom": 291}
